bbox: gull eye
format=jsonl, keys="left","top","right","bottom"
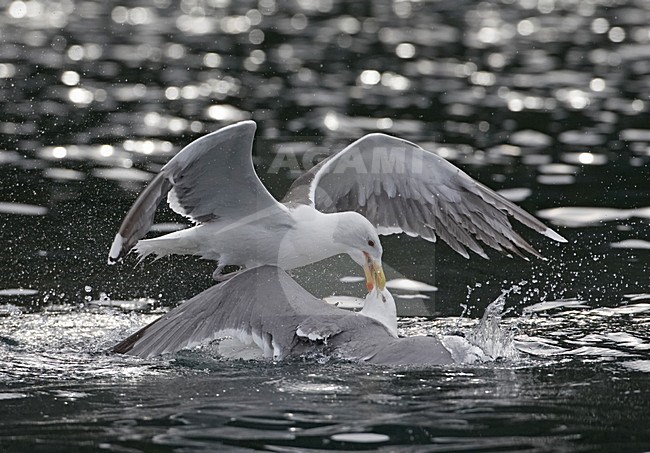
{"left": 367, "top": 240, "right": 375, "bottom": 247}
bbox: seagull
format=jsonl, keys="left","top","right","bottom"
{"left": 108, "top": 120, "right": 566, "bottom": 291}
{"left": 112, "top": 265, "right": 458, "bottom": 366}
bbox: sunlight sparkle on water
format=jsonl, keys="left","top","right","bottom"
{"left": 0, "top": 202, "right": 48, "bottom": 215}
{"left": 331, "top": 433, "right": 390, "bottom": 443}
{"left": 0, "top": 288, "right": 38, "bottom": 296}
{"left": 1, "top": 0, "right": 649, "bottom": 449}
{"left": 52, "top": 146, "right": 67, "bottom": 158}
{"left": 538, "top": 207, "right": 650, "bottom": 227}
{"left": 386, "top": 278, "right": 438, "bottom": 292}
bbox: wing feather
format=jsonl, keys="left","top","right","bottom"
{"left": 112, "top": 266, "right": 383, "bottom": 359}
{"left": 283, "top": 133, "right": 565, "bottom": 259}
{"left": 108, "top": 172, "right": 172, "bottom": 263}
{"left": 108, "top": 121, "right": 285, "bottom": 263}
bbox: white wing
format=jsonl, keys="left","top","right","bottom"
{"left": 284, "top": 133, "right": 566, "bottom": 259}
{"left": 108, "top": 121, "right": 284, "bottom": 263}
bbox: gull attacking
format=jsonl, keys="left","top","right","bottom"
{"left": 107, "top": 120, "right": 566, "bottom": 289}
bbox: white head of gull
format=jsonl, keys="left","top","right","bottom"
{"left": 107, "top": 120, "right": 566, "bottom": 292}
{"left": 113, "top": 266, "right": 455, "bottom": 366}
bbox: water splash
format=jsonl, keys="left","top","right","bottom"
{"left": 464, "top": 288, "right": 520, "bottom": 361}
{"left": 439, "top": 285, "right": 526, "bottom": 364}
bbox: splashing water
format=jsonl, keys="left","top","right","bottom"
{"left": 440, "top": 284, "right": 527, "bottom": 363}
{"left": 464, "top": 288, "right": 520, "bottom": 361}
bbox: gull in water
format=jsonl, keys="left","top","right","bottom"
{"left": 113, "top": 265, "right": 462, "bottom": 365}
{"left": 108, "top": 120, "right": 566, "bottom": 291}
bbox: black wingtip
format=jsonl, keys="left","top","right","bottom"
{"left": 107, "top": 233, "right": 127, "bottom": 265}
{"left": 542, "top": 227, "right": 568, "bottom": 243}
{"left": 112, "top": 317, "right": 161, "bottom": 354}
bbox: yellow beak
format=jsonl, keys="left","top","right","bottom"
{"left": 363, "top": 252, "right": 386, "bottom": 292}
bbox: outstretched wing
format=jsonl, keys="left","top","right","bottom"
{"left": 112, "top": 266, "right": 370, "bottom": 359}
{"left": 108, "top": 120, "right": 284, "bottom": 263}
{"left": 112, "top": 265, "right": 453, "bottom": 365}
{"left": 283, "top": 133, "right": 565, "bottom": 259}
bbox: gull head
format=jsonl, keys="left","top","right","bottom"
{"left": 333, "top": 212, "right": 385, "bottom": 292}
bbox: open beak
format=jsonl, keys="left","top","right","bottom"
{"left": 363, "top": 252, "right": 386, "bottom": 292}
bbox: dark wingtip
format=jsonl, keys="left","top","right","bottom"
{"left": 543, "top": 227, "right": 567, "bottom": 243}
{"left": 107, "top": 233, "right": 127, "bottom": 265}
{"left": 111, "top": 317, "right": 161, "bottom": 354}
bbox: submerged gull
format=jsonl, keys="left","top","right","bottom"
{"left": 108, "top": 121, "right": 565, "bottom": 290}
{"left": 112, "top": 265, "right": 455, "bottom": 366}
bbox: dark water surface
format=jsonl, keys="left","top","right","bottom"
{"left": 1, "top": 0, "right": 649, "bottom": 451}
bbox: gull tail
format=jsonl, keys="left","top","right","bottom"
{"left": 133, "top": 233, "right": 198, "bottom": 263}
{"left": 108, "top": 172, "right": 172, "bottom": 264}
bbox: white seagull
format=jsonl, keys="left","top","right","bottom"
{"left": 108, "top": 120, "right": 566, "bottom": 291}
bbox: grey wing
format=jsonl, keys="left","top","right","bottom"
{"left": 108, "top": 172, "right": 172, "bottom": 263}
{"left": 284, "top": 133, "right": 566, "bottom": 259}
{"left": 363, "top": 336, "right": 454, "bottom": 366}
{"left": 111, "top": 265, "right": 451, "bottom": 364}
{"left": 108, "top": 120, "right": 285, "bottom": 263}
{"left": 112, "top": 266, "right": 349, "bottom": 359}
